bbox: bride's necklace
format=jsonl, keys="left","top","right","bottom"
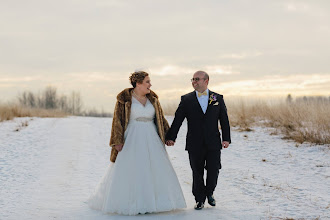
{"left": 133, "top": 90, "right": 147, "bottom": 102}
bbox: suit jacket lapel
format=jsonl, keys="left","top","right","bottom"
{"left": 204, "top": 90, "right": 213, "bottom": 115}
{"left": 191, "top": 91, "right": 205, "bottom": 115}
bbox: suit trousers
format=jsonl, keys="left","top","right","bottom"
{"left": 188, "top": 148, "right": 221, "bottom": 203}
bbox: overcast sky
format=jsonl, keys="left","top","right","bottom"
{"left": 1, "top": 0, "right": 329, "bottom": 111}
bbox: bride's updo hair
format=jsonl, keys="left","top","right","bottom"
{"left": 129, "top": 71, "right": 149, "bottom": 88}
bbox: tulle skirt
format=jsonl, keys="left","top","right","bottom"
{"left": 88, "top": 120, "right": 186, "bottom": 215}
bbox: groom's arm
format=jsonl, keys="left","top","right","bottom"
{"left": 218, "top": 95, "right": 231, "bottom": 144}
{"left": 166, "top": 96, "right": 186, "bottom": 142}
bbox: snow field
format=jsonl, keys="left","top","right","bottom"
{"left": 0, "top": 117, "right": 329, "bottom": 219}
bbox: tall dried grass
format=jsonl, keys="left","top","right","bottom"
{"left": 0, "top": 104, "right": 68, "bottom": 122}
{"left": 162, "top": 98, "right": 330, "bottom": 145}
{"left": 162, "top": 102, "right": 179, "bottom": 116}
{"left": 228, "top": 99, "right": 330, "bottom": 145}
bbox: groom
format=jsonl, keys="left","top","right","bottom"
{"left": 166, "top": 70, "right": 231, "bottom": 210}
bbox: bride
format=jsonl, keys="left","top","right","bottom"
{"left": 88, "top": 70, "right": 186, "bottom": 215}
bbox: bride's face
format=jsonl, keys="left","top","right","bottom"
{"left": 136, "top": 76, "right": 152, "bottom": 95}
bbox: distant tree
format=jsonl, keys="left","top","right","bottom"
{"left": 36, "top": 91, "right": 44, "bottom": 108}
{"left": 44, "top": 86, "right": 57, "bottom": 109}
{"left": 58, "top": 95, "right": 68, "bottom": 112}
{"left": 14, "top": 86, "right": 112, "bottom": 117}
{"left": 303, "top": 96, "right": 307, "bottom": 102}
{"left": 286, "top": 94, "right": 292, "bottom": 103}
{"left": 68, "top": 91, "right": 83, "bottom": 115}
{"left": 27, "top": 92, "right": 36, "bottom": 108}
{"left": 18, "top": 91, "right": 28, "bottom": 106}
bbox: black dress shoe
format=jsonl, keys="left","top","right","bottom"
{"left": 207, "top": 195, "right": 216, "bottom": 206}
{"left": 194, "top": 201, "right": 204, "bottom": 210}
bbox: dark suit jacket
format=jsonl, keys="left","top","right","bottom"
{"left": 166, "top": 90, "right": 231, "bottom": 152}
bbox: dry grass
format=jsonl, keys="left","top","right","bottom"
{"left": 162, "top": 102, "right": 179, "bottom": 116}
{"left": 162, "top": 98, "right": 330, "bottom": 145}
{"left": 0, "top": 104, "right": 68, "bottom": 122}
{"left": 227, "top": 99, "right": 330, "bottom": 145}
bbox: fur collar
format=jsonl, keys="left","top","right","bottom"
{"left": 116, "top": 88, "right": 158, "bottom": 104}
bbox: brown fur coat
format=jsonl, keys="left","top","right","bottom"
{"left": 109, "top": 88, "right": 170, "bottom": 162}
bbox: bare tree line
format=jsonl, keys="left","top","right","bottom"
{"left": 286, "top": 94, "right": 330, "bottom": 104}
{"left": 17, "top": 86, "right": 112, "bottom": 117}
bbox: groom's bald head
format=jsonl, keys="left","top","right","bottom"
{"left": 194, "top": 71, "right": 209, "bottom": 81}
{"left": 192, "top": 70, "right": 209, "bottom": 92}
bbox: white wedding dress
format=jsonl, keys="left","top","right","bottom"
{"left": 88, "top": 97, "right": 186, "bottom": 215}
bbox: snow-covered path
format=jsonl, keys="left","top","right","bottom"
{"left": 0, "top": 117, "right": 329, "bottom": 219}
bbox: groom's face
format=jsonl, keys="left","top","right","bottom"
{"left": 192, "top": 72, "right": 208, "bottom": 92}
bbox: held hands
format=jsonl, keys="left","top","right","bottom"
{"left": 166, "top": 140, "right": 175, "bottom": 146}
{"left": 222, "top": 141, "right": 230, "bottom": 148}
{"left": 114, "top": 144, "right": 124, "bottom": 152}
{"left": 166, "top": 140, "right": 228, "bottom": 148}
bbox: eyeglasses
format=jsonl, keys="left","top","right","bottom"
{"left": 191, "top": 77, "right": 206, "bottom": 82}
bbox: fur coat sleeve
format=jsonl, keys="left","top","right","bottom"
{"left": 109, "top": 100, "right": 125, "bottom": 162}
{"left": 157, "top": 99, "right": 170, "bottom": 138}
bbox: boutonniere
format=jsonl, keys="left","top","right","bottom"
{"left": 209, "top": 93, "right": 217, "bottom": 105}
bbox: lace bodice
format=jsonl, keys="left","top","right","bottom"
{"left": 129, "top": 96, "right": 155, "bottom": 122}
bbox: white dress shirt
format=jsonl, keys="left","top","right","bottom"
{"left": 195, "top": 89, "right": 209, "bottom": 114}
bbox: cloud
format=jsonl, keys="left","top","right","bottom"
{"left": 151, "top": 65, "right": 238, "bottom": 76}
{"left": 284, "top": 2, "right": 310, "bottom": 12}
{"left": 211, "top": 74, "right": 330, "bottom": 97}
{"left": 217, "top": 52, "right": 263, "bottom": 59}
{"left": 151, "top": 65, "right": 195, "bottom": 76}
{"left": 0, "top": 76, "right": 43, "bottom": 83}
{"left": 67, "top": 72, "right": 127, "bottom": 82}
{"left": 0, "top": 83, "right": 16, "bottom": 88}
{"left": 282, "top": 1, "right": 328, "bottom": 18}
{"left": 204, "top": 65, "right": 238, "bottom": 75}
